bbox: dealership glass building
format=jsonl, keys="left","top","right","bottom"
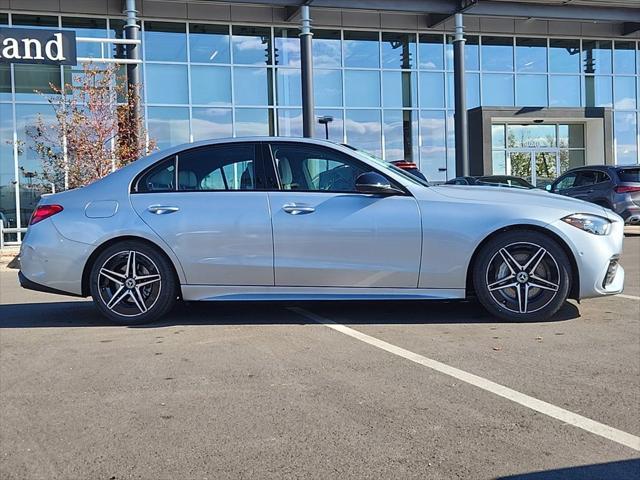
{"left": 0, "top": 0, "right": 639, "bottom": 237}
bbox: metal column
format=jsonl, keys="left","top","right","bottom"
{"left": 124, "top": 0, "right": 141, "bottom": 141}
{"left": 453, "top": 13, "right": 469, "bottom": 176}
{"left": 299, "top": 5, "right": 314, "bottom": 138}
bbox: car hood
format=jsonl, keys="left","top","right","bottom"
{"left": 427, "top": 184, "right": 611, "bottom": 218}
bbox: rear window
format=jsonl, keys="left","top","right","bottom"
{"left": 617, "top": 168, "right": 640, "bottom": 183}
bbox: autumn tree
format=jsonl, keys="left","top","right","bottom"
{"left": 26, "top": 63, "right": 155, "bottom": 191}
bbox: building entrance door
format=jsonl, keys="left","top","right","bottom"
{"left": 508, "top": 149, "right": 560, "bottom": 188}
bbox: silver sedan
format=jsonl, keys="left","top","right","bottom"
{"left": 19, "top": 138, "right": 625, "bottom": 324}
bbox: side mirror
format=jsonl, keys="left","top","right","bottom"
{"left": 356, "top": 172, "right": 403, "bottom": 195}
{"left": 545, "top": 184, "right": 552, "bottom": 192}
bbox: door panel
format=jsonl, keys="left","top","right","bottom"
{"left": 269, "top": 191, "right": 422, "bottom": 288}
{"left": 130, "top": 142, "right": 273, "bottom": 286}
{"left": 132, "top": 192, "right": 273, "bottom": 285}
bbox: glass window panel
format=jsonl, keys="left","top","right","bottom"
{"left": 0, "top": 107, "right": 17, "bottom": 230}
{"left": 62, "top": 17, "right": 107, "bottom": 58}
{"left": 0, "top": 65, "right": 11, "bottom": 101}
{"left": 344, "top": 70, "right": 380, "bottom": 107}
{"left": 314, "top": 69, "right": 342, "bottom": 107}
{"left": 549, "top": 39, "right": 580, "bottom": 73}
{"left": 481, "top": 36, "right": 514, "bottom": 72}
{"left": 191, "top": 107, "right": 232, "bottom": 141}
{"left": 420, "top": 72, "right": 445, "bottom": 108}
{"left": 14, "top": 64, "right": 61, "bottom": 101}
{"left": 446, "top": 35, "right": 479, "bottom": 71}
{"left": 144, "top": 21, "right": 187, "bottom": 62}
{"left": 12, "top": 14, "right": 58, "bottom": 27}
{"left": 446, "top": 73, "right": 479, "bottom": 108}
{"left": 507, "top": 124, "right": 555, "bottom": 148}
{"left": 419, "top": 110, "right": 446, "bottom": 182}
{"left": 344, "top": 31, "right": 380, "bottom": 68}
{"left": 582, "top": 40, "right": 612, "bottom": 75}
{"left": 492, "top": 150, "right": 507, "bottom": 175}
{"left": 614, "top": 76, "right": 637, "bottom": 110}
{"left": 381, "top": 32, "right": 416, "bottom": 69}
{"left": 383, "top": 110, "right": 418, "bottom": 162}
{"left": 145, "top": 64, "right": 188, "bottom": 104}
{"left": 190, "top": 66, "right": 231, "bottom": 105}
{"left": 235, "top": 108, "right": 274, "bottom": 136}
{"left": 276, "top": 68, "right": 301, "bottom": 106}
{"left": 549, "top": 75, "right": 581, "bottom": 107}
{"left": 382, "top": 71, "right": 416, "bottom": 108}
{"left": 313, "top": 30, "right": 341, "bottom": 68}
{"left": 559, "top": 150, "right": 585, "bottom": 174}
{"left": 491, "top": 124, "right": 505, "bottom": 149}
{"left": 274, "top": 28, "right": 300, "bottom": 67}
{"left": 419, "top": 34, "right": 444, "bottom": 70}
{"left": 0, "top": 13, "right": 7, "bottom": 25}
{"left": 482, "top": 73, "right": 514, "bottom": 106}
{"left": 615, "top": 112, "right": 638, "bottom": 165}
{"left": 232, "top": 26, "right": 272, "bottom": 66}
{"left": 277, "top": 109, "right": 303, "bottom": 137}
{"left": 233, "top": 67, "right": 273, "bottom": 106}
{"left": 584, "top": 76, "right": 612, "bottom": 107}
{"left": 345, "top": 109, "right": 382, "bottom": 157}
{"left": 558, "top": 124, "right": 584, "bottom": 149}
{"left": 314, "top": 109, "right": 344, "bottom": 142}
{"left": 614, "top": 41, "right": 636, "bottom": 74}
{"left": 147, "top": 106, "right": 189, "bottom": 150}
{"left": 516, "top": 74, "right": 548, "bottom": 106}
{"left": 189, "top": 24, "right": 230, "bottom": 64}
{"left": 516, "top": 38, "right": 547, "bottom": 73}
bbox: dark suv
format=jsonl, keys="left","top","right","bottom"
{"left": 548, "top": 165, "right": 640, "bottom": 225}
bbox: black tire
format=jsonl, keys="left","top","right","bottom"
{"left": 473, "top": 230, "right": 571, "bottom": 322}
{"left": 89, "top": 240, "right": 177, "bottom": 325}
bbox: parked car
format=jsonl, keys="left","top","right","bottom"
{"left": 390, "top": 160, "right": 428, "bottom": 181}
{"left": 20, "top": 138, "right": 624, "bottom": 325}
{"left": 548, "top": 165, "right": 640, "bottom": 225}
{"left": 446, "top": 175, "right": 535, "bottom": 189}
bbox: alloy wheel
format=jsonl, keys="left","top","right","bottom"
{"left": 97, "top": 250, "right": 162, "bottom": 317}
{"left": 485, "top": 242, "right": 561, "bottom": 314}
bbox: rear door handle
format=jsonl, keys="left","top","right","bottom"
{"left": 282, "top": 203, "right": 315, "bottom": 215}
{"left": 147, "top": 205, "right": 179, "bottom": 215}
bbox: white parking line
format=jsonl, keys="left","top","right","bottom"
{"left": 617, "top": 293, "right": 640, "bottom": 301}
{"left": 290, "top": 307, "right": 640, "bottom": 452}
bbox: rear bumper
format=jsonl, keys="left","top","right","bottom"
{"left": 18, "top": 271, "right": 84, "bottom": 297}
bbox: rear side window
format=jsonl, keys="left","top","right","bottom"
{"left": 136, "top": 156, "right": 176, "bottom": 192}
{"left": 573, "top": 170, "right": 599, "bottom": 187}
{"left": 177, "top": 144, "right": 257, "bottom": 191}
{"left": 617, "top": 168, "right": 640, "bottom": 182}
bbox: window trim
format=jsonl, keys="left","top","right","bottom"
{"left": 131, "top": 142, "right": 266, "bottom": 193}
{"left": 264, "top": 141, "right": 410, "bottom": 196}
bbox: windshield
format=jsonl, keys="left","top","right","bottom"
{"left": 344, "top": 145, "right": 430, "bottom": 188}
{"left": 617, "top": 168, "right": 640, "bottom": 183}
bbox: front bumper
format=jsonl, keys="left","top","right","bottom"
{"left": 547, "top": 215, "right": 625, "bottom": 300}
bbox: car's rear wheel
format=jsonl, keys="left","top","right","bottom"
{"left": 89, "top": 241, "right": 177, "bottom": 325}
{"left": 473, "top": 230, "right": 571, "bottom": 322}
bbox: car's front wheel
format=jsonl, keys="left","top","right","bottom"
{"left": 89, "top": 241, "right": 177, "bottom": 325}
{"left": 473, "top": 230, "right": 571, "bottom": 322}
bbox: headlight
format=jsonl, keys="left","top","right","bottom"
{"left": 562, "top": 213, "right": 611, "bottom": 235}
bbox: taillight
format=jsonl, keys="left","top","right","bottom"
{"left": 394, "top": 161, "right": 418, "bottom": 170}
{"left": 615, "top": 185, "right": 640, "bottom": 194}
{"left": 29, "top": 204, "right": 63, "bottom": 225}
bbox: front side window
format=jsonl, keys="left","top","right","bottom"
{"left": 554, "top": 173, "right": 577, "bottom": 191}
{"left": 270, "top": 144, "right": 369, "bottom": 193}
{"left": 177, "top": 144, "right": 257, "bottom": 191}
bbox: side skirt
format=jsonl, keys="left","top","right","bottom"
{"left": 181, "top": 285, "right": 466, "bottom": 302}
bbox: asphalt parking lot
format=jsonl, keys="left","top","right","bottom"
{"left": 1, "top": 236, "right": 638, "bottom": 479}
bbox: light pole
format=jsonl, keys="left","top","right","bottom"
{"left": 318, "top": 115, "right": 333, "bottom": 140}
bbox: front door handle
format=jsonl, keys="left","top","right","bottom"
{"left": 282, "top": 203, "right": 315, "bottom": 215}
{"left": 147, "top": 205, "right": 179, "bottom": 215}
